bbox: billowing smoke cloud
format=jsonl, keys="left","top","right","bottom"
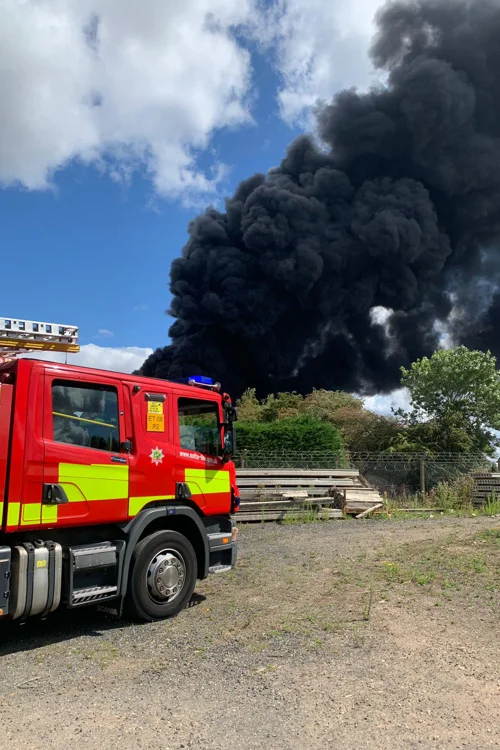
{"left": 140, "top": 0, "right": 500, "bottom": 396}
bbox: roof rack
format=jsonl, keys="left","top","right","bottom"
{"left": 0, "top": 317, "right": 79, "bottom": 363}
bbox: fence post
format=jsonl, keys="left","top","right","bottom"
{"left": 420, "top": 455, "right": 426, "bottom": 494}
{"left": 241, "top": 450, "right": 247, "bottom": 469}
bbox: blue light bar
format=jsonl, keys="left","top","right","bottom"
{"left": 170, "top": 375, "right": 221, "bottom": 391}
{"left": 188, "top": 375, "right": 213, "bottom": 385}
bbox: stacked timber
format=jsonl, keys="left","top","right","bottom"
{"left": 235, "top": 468, "right": 384, "bottom": 522}
{"left": 471, "top": 472, "right": 500, "bottom": 507}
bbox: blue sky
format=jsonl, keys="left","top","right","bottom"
{"left": 0, "top": 0, "right": 385, "bottom": 382}
{"left": 1, "top": 62, "right": 300, "bottom": 352}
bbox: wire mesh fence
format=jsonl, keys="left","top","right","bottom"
{"left": 234, "top": 450, "right": 497, "bottom": 498}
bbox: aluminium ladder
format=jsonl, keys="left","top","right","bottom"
{"left": 0, "top": 316, "right": 79, "bottom": 363}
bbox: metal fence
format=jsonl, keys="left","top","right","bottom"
{"left": 234, "top": 450, "right": 496, "bottom": 498}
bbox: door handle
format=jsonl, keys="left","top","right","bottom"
{"left": 42, "top": 484, "right": 69, "bottom": 505}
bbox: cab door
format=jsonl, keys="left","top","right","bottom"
{"left": 42, "top": 373, "right": 129, "bottom": 527}
{"left": 174, "top": 394, "right": 231, "bottom": 515}
{"left": 126, "top": 386, "right": 176, "bottom": 518}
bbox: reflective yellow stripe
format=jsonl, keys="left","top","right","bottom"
{"left": 128, "top": 495, "right": 175, "bottom": 517}
{"left": 42, "top": 505, "right": 58, "bottom": 524}
{"left": 185, "top": 469, "right": 230, "bottom": 495}
{"left": 58, "top": 464, "right": 129, "bottom": 501}
{"left": 17, "top": 504, "right": 58, "bottom": 526}
{"left": 21, "top": 503, "right": 41, "bottom": 525}
{"left": 0, "top": 501, "right": 3, "bottom": 522}
{"left": 7, "top": 502, "right": 20, "bottom": 527}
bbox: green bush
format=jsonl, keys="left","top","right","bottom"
{"left": 235, "top": 416, "right": 343, "bottom": 455}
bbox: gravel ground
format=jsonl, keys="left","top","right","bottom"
{"left": 0, "top": 516, "right": 499, "bottom": 749}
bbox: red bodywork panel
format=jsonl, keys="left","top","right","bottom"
{"left": 0, "top": 382, "right": 14, "bottom": 523}
{"left": 0, "top": 359, "right": 238, "bottom": 533}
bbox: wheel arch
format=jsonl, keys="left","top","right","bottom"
{"left": 119, "top": 506, "right": 209, "bottom": 597}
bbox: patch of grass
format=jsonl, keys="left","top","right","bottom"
{"left": 281, "top": 507, "right": 318, "bottom": 525}
{"left": 479, "top": 528, "right": 500, "bottom": 542}
{"left": 379, "top": 561, "right": 403, "bottom": 583}
{"left": 371, "top": 529, "right": 498, "bottom": 601}
{"left": 412, "top": 571, "right": 436, "bottom": 586}
{"left": 462, "top": 556, "right": 487, "bottom": 573}
{"left": 321, "top": 621, "right": 344, "bottom": 633}
{"left": 483, "top": 493, "right": 500, "bottom": 516}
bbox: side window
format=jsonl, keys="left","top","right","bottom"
{"left": 52, "top": 380, "right": 120, "bottom": 452}
{"left": 178, "top": 398, "right": 221, "bottom": 457}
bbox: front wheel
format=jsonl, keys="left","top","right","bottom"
{"left": 126, "top": 530, "right": 198, "bottom": 622}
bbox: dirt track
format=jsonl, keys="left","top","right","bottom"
{"left": 0, "top": 516, "right": 499, "bottom": 749}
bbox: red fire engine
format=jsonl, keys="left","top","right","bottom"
{"left": 0, "top": 317, "right": 239, "bottom": 623}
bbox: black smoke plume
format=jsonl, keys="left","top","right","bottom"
{"left": 139, "top": 0, "right": 500, "bottom": 397}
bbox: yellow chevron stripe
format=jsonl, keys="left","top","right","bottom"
{"left": 7, "top": 502, "right": 20, "bottom": 527}
{"left": 128, "top": 495, "right": 175, "bottom": 517}
{"left": 42, "top": 505, "right": 58, "bottom": 524}
{"left": 58, "top": 463, "right": 129, "bottom": 501}
{"left": 185, "top": 468, "right": 230, "bottom": 495}
{"left": 21, "top": 503, "right": 41, "bottom": 525}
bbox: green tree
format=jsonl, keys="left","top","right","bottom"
{"left": 300, "top": 389, "right": 363, "bottom": 421}
{"left": 395, "top": 346, "right": 500, "bottom": 454}
{"left": 235, "top": 387, "right": 401, "bottom": 452}
{"left": 236, "top": 388, "right": 264, "bottom": 423}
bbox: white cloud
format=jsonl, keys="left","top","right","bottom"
{"left": 0, "top": 0, "right": 255, "bottom": 204}
{"left": 1, "top": 1, "right": 387, "bottom": 201}
{"left": 363, "top": 388, "right": 411, "bottom": 417}
{"left": 96, "top": 328, "right": 114, "bottom": 338}
{"left": 260, "top": 0, "right": 383, "bottom": 124}
{"left": 22, "top": 343, "right": 153, "bottom": 373}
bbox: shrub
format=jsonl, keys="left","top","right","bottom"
{"left": 235, "top": 416, "right": 343, "bottom": 455}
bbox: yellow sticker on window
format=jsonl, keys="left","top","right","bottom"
{"left": 148, "top": 401, "right": 164, "bottom": 415}
{"left": 147, "top": 414, "right": 165, "bottom": 432}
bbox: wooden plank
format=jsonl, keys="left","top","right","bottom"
{"left": 236, "top": 478, "right": 356, "bottom": 487}
{"left": 347, "top": 493, "right": 383, "bottom": 505}
{"left": 238, "top": 487, "right": 343, "bottom": 497}
{"left": 240, "top": 497, "right": 338, "bottom": 509}
{"left": 239, "top": 486, "right": 380, "bottom": 497}
{"left": 346, "top": 499, "right": 383, "bottom": 506}
{"left": 346, "top": 503, "right": 384, "bottom": 513}
{"left": 234, "top": 509, "right": 344, "bottom": 522}
{"left": 356, "top": 503, "right": 383, "bottom": 519}
{"left": 237, "top": 469, "right": 359, "bottom": 477}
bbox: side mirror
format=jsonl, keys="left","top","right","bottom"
{"left": 223, "top": 404, "right": 238, "bottom": 423}
{"left": 222, "top": 425, "right": 236, "bottom": 460}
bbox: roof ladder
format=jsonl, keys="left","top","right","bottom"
{"left": 0, "top": 316, "right": 79, "bottom": 363}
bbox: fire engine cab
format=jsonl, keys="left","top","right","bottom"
{"left": 0, "top": 317, "right": 239, "bottom": 623}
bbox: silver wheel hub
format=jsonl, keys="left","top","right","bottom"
{"left": 147, "top": 549, "right": 186, "bottom": 603}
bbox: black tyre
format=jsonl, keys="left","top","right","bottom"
{"left": 126, "top": 530, "right": 198, "bottom": 622}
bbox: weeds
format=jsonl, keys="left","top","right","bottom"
{"left": 483, "top": 492, "right": 500, "bottom": 516}
{"left": 363, "top": 585, "right": 374, "bottom": 621}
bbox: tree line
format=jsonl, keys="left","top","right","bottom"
{"left": 234, "top": 347, "right": 500, "bottom": 456}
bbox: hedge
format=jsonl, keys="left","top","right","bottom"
{"left": 235, "top": 416, "right": 343, "bottom": 455}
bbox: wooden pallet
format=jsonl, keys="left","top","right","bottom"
{"left": 235, "top": 468, "right": 384, "bottom": 521}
